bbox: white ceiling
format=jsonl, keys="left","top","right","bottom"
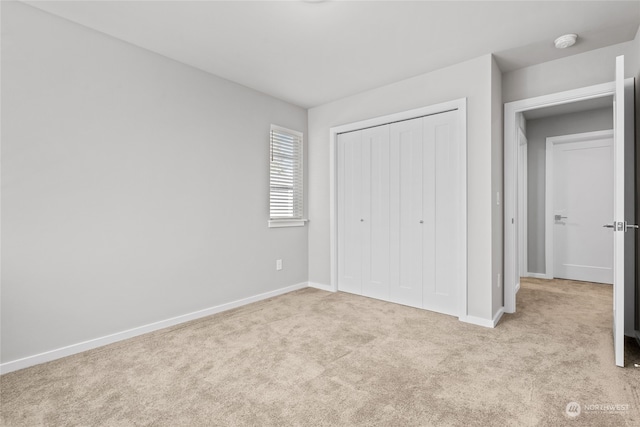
{"left": 24, "top": 1, "right": 640, "bottom": 109}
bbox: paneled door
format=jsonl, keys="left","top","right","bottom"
{"left": 337, "top": 129, "right": 363, "bottom": 295}
{"left": 337, "top": 109, "right": 463, "bottom": 318}
{"left": 389, "top": 117, "right": 424, "bottom": 308}
{"left": 338, "top": 125, "right": 391, "bottom": 298}
{"left": 550, "top": 132, "right": 614, "bottom": 284}
{"left": 361, "top": 126, "right": 391, "bottom": 301}
{"left": 421, "top": 110, "right": 461, "bottom": 316}
{"left": 612, "top": 55, "right": 627, "bottom": 367}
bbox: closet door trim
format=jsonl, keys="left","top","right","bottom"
{"left": 329, "top": 98, "right": 468, "bottom": 321}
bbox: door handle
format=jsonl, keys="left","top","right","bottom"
{"left": 604, "top": 222, "right": 639, "bottom": 231}
{"left": 554, "top": 215, "right": 568, "bottom": 221}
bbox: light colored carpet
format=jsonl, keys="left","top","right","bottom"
{"left": 1, "top": 278, "right": 639, "bottom": 426}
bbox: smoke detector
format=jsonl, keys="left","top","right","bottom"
{"left": 554, "top": 34, "right": 577, "bottom": 49}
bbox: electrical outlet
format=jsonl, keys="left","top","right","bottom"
{"left": 276, "top": 259, "right": 282, "bottom": 271}
{"left": 497, "top": 273, "right": 501, "bottom": 288}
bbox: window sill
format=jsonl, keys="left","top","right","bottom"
{"left": 268, "top": 219, "right": 308, "bottom": 228}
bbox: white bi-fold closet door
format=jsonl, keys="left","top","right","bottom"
{"left": 337, "top": 110, "right": 462, "bottom": 316}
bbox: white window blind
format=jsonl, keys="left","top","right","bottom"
{"left": 270, "top": 125, "right": 303, "bottom": 222}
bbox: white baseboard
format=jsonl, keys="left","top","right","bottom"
{"left": 461, "top": 308, "right": 503, "bottom": 329}
{"left": 308, "top": 282, "right": 335, "bottom": 292}
{"left": 0, "top": 282, "right": 308, "bottom": 375}
{"left": 526, "top": 272, "right": 551, "bottom": 279}
{"left": 492, "top": 307, "right": 505, "bottom": 327}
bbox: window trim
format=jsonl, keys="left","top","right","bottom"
{"left": 268, "top": 124, "right": 307, "bottom": 228}
{"left": 268, "top": 219, "right": 308, "bottom": 228}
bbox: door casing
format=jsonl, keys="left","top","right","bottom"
{"left": 503, "top": 81, "right": 628, "bottom": 314}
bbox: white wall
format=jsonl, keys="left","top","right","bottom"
{"left": 308, "top": 54, "right": 499, "bottom": 321}
{"left": 526, "top": 108, "right": 613, "bottom": 274}
{"left": 1, "top": 2, "right": 308, "bottom": 364}
{"left": 503, "top": 39, "right": 639, "bottom": 103}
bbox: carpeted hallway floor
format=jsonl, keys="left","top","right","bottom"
{"left": 1, "top": 278, "right": 639, "bottom": 426}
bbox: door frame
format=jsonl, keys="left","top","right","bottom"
{"left": 504, "top": 80, "right": 633, "bottom": 313}
{"left": 517, "top": 126, "right": 528, "bottom": 278}
{"left": 544, "top": 129, "right": 614, "bottom": 281}
{"left": 329, "top": 98, "right": 468, "bottom": 319}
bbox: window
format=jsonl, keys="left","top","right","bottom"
{"left": 269, "top": 125, "right": 305, "bottom": 227}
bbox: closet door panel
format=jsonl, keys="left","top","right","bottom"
{"left": 423, "top": 111, "right": 460, "bottom": 315}
{"left": 337, "top": 131, "right": 363, "bottom": 294}
{"left": 361, "top": 126, "right": 391, "bottom": 300}
{"left": 421, "top": 115, "right": 436, "bottom": 310}
{"left": 390, "top": 118, "right": 423, "bottom": 308}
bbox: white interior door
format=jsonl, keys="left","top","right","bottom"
{"left": 361, "top": 126, "right": 391, "bottom": 300}
{"left": 612, "top": 55, "right": 625, "bottom": 367}
{"left": 390, "top": 117, "right": 423, "bottom": 308}
{"left": 337, "top": 130, "right": 363, "bottom": 294}
{"left": 551, "top": 134, "right": 613, "bottom": 284}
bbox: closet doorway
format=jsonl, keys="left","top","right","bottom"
{"left": 329, "top": 99, "right": 467, "bottom": 319}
